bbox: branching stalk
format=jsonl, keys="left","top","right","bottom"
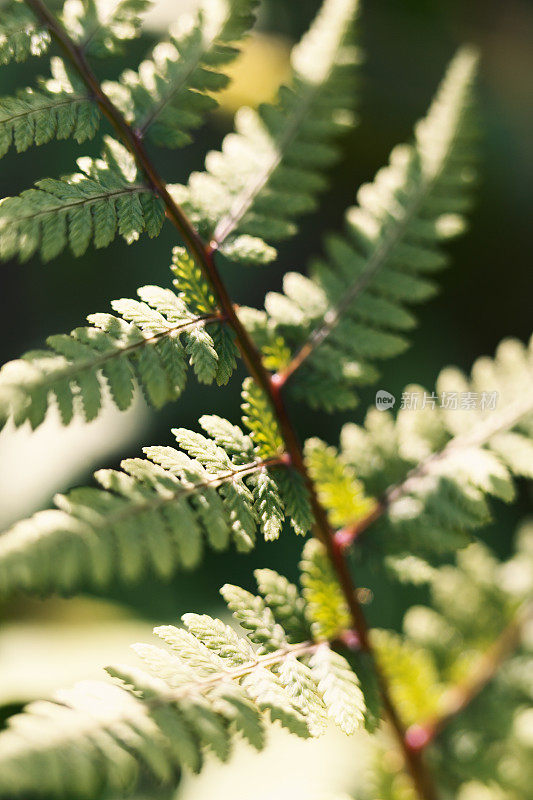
{"left": 405, "top": 603, "right": 532, "bottom": 751}
{"left": 334, "top": 396, "right": 533, "bottom": 550}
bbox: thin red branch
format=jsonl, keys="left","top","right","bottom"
{"left": 334, "top": 395, "right": 533, "bottom": 551}
{"left": 406, "top": 603, "right": 531, "bottom": 751}
{"left": 24, "top": 3, "right": 440, "bottom": 797}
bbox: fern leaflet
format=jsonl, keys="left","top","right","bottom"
{"left": 0, "top": 250, "right": 241, "bottom": 431}
{"left": 0, "top": 563, "right": 369, "bottom": 799}
{"left": 61, "top": 0, "right": 150, "bottom": 57}
{"left": 104, "top": 0, "right": 258, "bottom": 148}
{"left": 335, "top": 335, "right": 533, "bottom": 558}
{"left": 251, "top": 47, "right": 479, "bottom": 409}
{"left": 0, "top": 0, "right": 50, "bottom": 65}
{"left": 0, "top": 381, "right": 311, "bottom": 596}
{"left": 0, "top": 136, "right": 164, "bottom": 262}
{"left": 171, "top": 0, "right": 362, "bottom": 265}
{"left": 0, "top": 57, "right": 100, "bottom": 158}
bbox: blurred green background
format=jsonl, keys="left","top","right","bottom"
{"left": 0, "top": 0, "right": 531, "bottom": 757}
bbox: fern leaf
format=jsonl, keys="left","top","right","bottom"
{"left": 254, "top": 567, "right": 311, "bottom": 644}
{"left": 309, "top": 643, "right": 366, "bottom": 734}
{"left": 0, "top": 258, "right": 239, "bottom": 430}
{"left": 0, "top": 566, "right": 371, "bottom": 797}
{"left": 0, "top": 0, "right": 50, "bottom": 65}
{"left": 339, "top": 335, "right": 533, "bottom": 558}
{"left": 275, "top": 467, "right": 314, "bottom": 537}
{"left": 241, "top": 377, "right": 284, "bottom": 457}
{"left": 304, "top": 437, "right": 376, "bottom": 528}
{"left": 0, "top": 450, "right": 250, "bottom": 594}
{"left": 104, "top": 0, "right": 258, "bottom": 148}
{"left": 0, "top": 404, "right": 316, "bottom": 596}
{"left": 252, "top": 47, "right": 479, "bottom": 409}
{"left": 371, "top": 629, "right": 445, "bottom": 727}
{"left": 172, "top": 0, "right": 361, "bottom": 265}
{"left": 62, "top": 0, "right": 151, "bottom": 57}
{"left": 220, "top": 583, "right": 288, "bottom": 653}
{"left": 251, "top": 469, "right": 285, "bottom": 541}
{"left": 0, "top": 136, "right": 164, "bottom": 263}
{"left": 300, "top": 539, "right": 352, "bottom": 640}
{"left": 0, "top": 58, "right": 100, "bottom": 159}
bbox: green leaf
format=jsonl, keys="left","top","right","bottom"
{"left": 300, "top": 539, "right": 351, "bottom": 641}
{"left": 339, "top": 334, "right": 533, "bottom": 560}
{"left": 62, "top": 0, "right": 151, "bottom": 57}
{"left": 304, "top": 437, "right": 376, "bottom": 528}
{"left": 309, "top": 644, "right": 366, "bottom": 734}
{"left": 0, "top": 1, "right": 50, "bottom": 66}
{"left": 241, "top": 377, "right": 284, "bottom": 458}
{"left": 252, "top": 469, "right": 285, "bottom": 541}
{"left": 103, "top": 0, "right": 258, "bottom": 148}
{"left": 253, "top": 47, "right": 480, "bottom": 411}
{"left": 0, "top": 275, "right": 233, "bottom": 431}
{"left": 0, "top": 136, "right": 164, "bottom": 264}
{"left": 174, "top": 0, "right": 362, "bottom": 263}
{"left": 0, "top": 58, "right": 100, "bottom": 159}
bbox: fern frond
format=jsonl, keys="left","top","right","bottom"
{"left": 0, "top": 283, "right": 232, "bottom": 432}
{"left": 0, "top": 136, "right": 164, "bottom": 263}
{"left": 61, "top": 0, "right": 150, "bottom": 57}
{"left": 0, "top": 385, "right": 320, "bottom": 596}
{"left": 0, "top": 565, "right": 370, "bottom": 798}
{"left": 0, "top": 57, "right": 100, "bottom": 159}
{"left": 252, "top": 46, "right": 479, "bottom": 408}
{"left": 171, "top": 0, "right": 361, "bottom": 265}
{"left": 339, "top": 335, "right": 533, "bottom": 557}
{"left": 0, "top": 0, "right": 50, "bottom": 65}
{"left": 367, "top": 526, "right": 533, "bottom": 800}
{"left": 104, "top": 0, "right": 258, "bottom": 149}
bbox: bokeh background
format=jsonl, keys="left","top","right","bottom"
{"left": 0, "top": 1, "right": 532, "bottom": 797}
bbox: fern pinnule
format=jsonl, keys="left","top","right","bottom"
{"left": 173, "top": 0, "right": 362, "bottom": 265}
{"left": 0, "top": 564, "right": 369, "bottom": 799}
{"left": 104, "top": 0, "right": 258, "bottom": 149}
{"left": 0, "top": 57, "right": 99, "bottom": 159}
{"left": 255, "top": 47, "right": 479, "bottom": 410}
{"left": 0, "top": 0, "right": 50, "bottom": 65}
{"left": 0, "top": 136, "right": 165, "bottom": 263}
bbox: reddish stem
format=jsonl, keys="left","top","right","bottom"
{"left": 405, "top": 604, "right": 530, "bottom": 751}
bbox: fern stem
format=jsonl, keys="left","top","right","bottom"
{"left": 23, "top": 3, "right": 439, "bottom": 796}
{"left": 334, "top": 396, "right": 533, "bottom": 550}
{"left": 405, "top": 602, "right": 532, "bottom": 751}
